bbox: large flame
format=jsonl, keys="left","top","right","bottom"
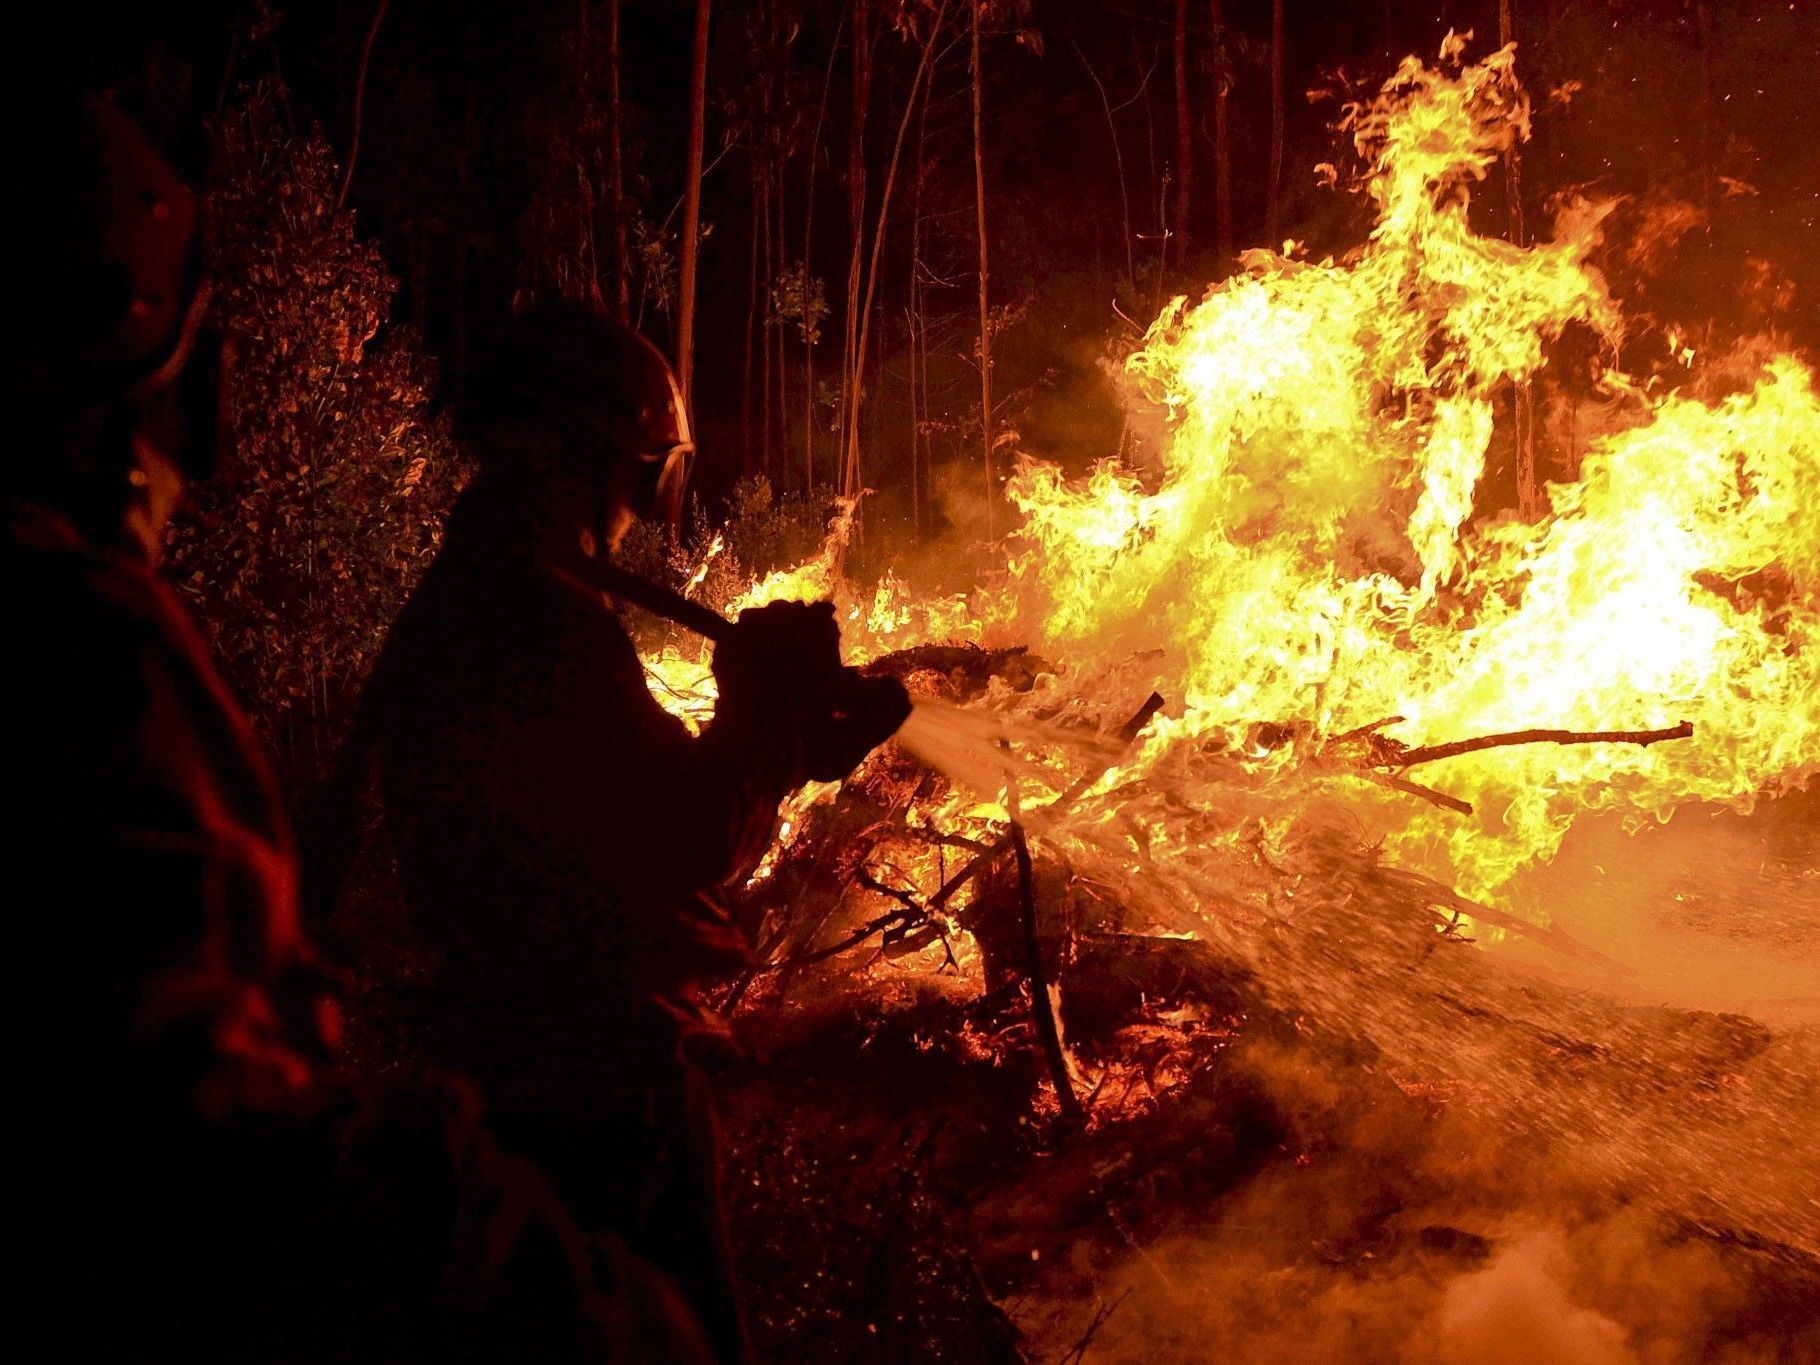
{"left": 642, "top": 39, "right": 1818, "bottom": 909}
{"left": 996, "top": 40, "right": 1819, "bottom": 896}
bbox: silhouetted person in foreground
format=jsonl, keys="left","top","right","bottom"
{"left": 350, "top": 303, "right": 909, "bottom": 1362}
{"left": 11, "top": 92, "right": 680, "bottom": 1360}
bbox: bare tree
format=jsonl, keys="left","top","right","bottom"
{"left": 801, "top": 9, "right": 845, "bottom": 490}
{"left": 676, "top": 0, "right": 713, "bottom": 400}
{"left": 1075, "top": 39, "right": 1135, "bottom": 287}
{"left": 839, "top": 0, "right": 873, "bottom": 494}
{"left": 842, "top": 1, "right": 948, "bottom": 498}
{"left": 337, "top": 0, "right": 392, "bottom": 210}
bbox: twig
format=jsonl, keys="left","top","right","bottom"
{"left": 1357, "top": 768, "right": 1475, "bottom": 815}
{"left": 1060, "top": 1288, "right": 1133, "bottom": 1364}
{"left": 1417, "top": 881, "right": 1627, "bottom": 972}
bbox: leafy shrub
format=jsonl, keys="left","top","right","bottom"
{"left": 168, "top": 80, "right": 469, "bottom": 787}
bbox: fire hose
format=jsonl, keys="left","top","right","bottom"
{"left": 545, "top": 550, "right": 736, "bottom": 643}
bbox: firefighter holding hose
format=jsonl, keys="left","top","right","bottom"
{"left": 348, "top": 300, "right": 910, "bottom": 1362}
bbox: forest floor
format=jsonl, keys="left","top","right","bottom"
{"left": 722, "top": 953, "right": 1820, "bottom": 1363}
{"left": 339, "top": 791, "right": 1820, "bottom": 1363}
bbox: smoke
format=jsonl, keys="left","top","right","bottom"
{"left": 1496, "top": 791, "right": 1820, "bottom": 1026}
{"left": 1014, "top": 1035, "right": 1819, "bottom": 1362}
{"left": 1438, "top": 1234, "right": 1632, "bottom": 1365}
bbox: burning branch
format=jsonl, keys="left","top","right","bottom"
{"left": 1390, "top": 721, "right": 1696, "bottom": 769}
{"left": 1315, "top": 717, "right": 1697, "bottom": 816}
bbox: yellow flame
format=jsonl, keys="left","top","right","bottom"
{"left": 995, "top": 40, "right": 1818, "bottom": 894}
{"left": 642, "top": 40, "right": 1817, "bottom": 906}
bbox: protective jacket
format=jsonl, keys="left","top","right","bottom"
{"left": 368, "top": 487, "right": 801, "bottom": 1094}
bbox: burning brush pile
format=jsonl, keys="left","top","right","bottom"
{"left": 637, "top": 38, "right": 1817, "bottom": 1358}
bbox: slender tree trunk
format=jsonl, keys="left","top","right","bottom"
{"left": 1695, "top": 0, "right": 1715, "bottom": 231}
{"left": 803, "top": 10, "right": 846, "bottom": 491}
{"left": 1138, "top": 36, "right": 1166, "bottom": 310}
{"left": 839, "top": 0, "right": 873, "bottom": 496}
{"left": 743, "top": 169, "right": 760, "bottom": 474}
{"left": 676, "top": 0, "right": 713, "bottom": 399}
{"left": 909, "top": 74, "right": 931, "bottom": 539}
{"left": 576, "top": 0, "right": 598, "bottom": 302}
{"left": 1210, "top": 0, "right": 1233, "bottom": 265}
{"left": 1077, "top": 40, "right": 1135, "bottom": 286}
{"left": 1267, "top": 0, "right": 1284, "bottom": 247}
{"left": 1499, "top": 0, "right": 1537, "bottom": 515}
{"left": 844, "top": 2, "right": 945, "bottom": 500}
{"left": 1498, "top": 1, "right": 1527, "bottom": 251}
{"left": 773, "top": 163, "right": 788, "bottom": 482}
{"left": 971, "top": 0, "right": 994, "bottom": 538}
{"left": 338, "top": 0, "right": 391, "bottom": 210}
{"left": 758, "top": 174, "right": 773, "bottom": 476}
{"left": 1172, "top": 0, "right": 1192, "bottom": 268}
{"left": 606, "top": 0, "right": 629, "bottom": 319}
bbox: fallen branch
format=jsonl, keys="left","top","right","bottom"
{"left": 1313, "top": 718, "right": 1694, "bottom": 815}
{"left": 1409, "top": 876, "right": 1628, "bottom": 972}
{"left": 1392, "top": 721, "right": 1694, "bottom": 769}
{"left": 1357, "top": 768, "right": 1475, "bottom": 815}
{"left": 1012, "top": 821, "right": 1084, "bottom": 1123}
{"left": 1060, "top": 1288, "right": 1133, "bottom": 1365}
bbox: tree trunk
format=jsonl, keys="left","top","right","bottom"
{"left": 1210, "top": 0, "right": 1233, "bottom": 265}
{"left": 758, "top": 173, "right": 773, "bottom": 476}
{"left": 675, "top": 0, "right": 713, "bottom": 400}
{"left": 802, "top": 10, "right": 846, "bottom": 492}
{"left": 971, "top": 0, "right": 995, "bottom": 539}
{"left": 844, "top": 1, "right": 945, "bottom": 503}
{"left": 605, "top": 0, "right": 629, "bottom": 320}
{"left": 744, "top": 164, "right": 761, "bottom": 474}
{"left": 1267, "top": 0, "right": 1284, "bottom": 247}
{"left": 909, "top": 71, "right": 931, "bottom": 539}
{"left": 839, "top": 0, "right": 873, "bottom": 497}
{"left": 1076, "top": 41, "right": 1134, "bottom": 288}
{"left": 338, "top": 0, "right": 391, "bottom": 210}
{"left": 773, "top": 158, "right": 788, "bottom": 484}
{"left": 1499, "top": 0, "right": 1537, "bottom": 516}
{"left": 1172, "top": 0, "right": 1192, "bottom": 268}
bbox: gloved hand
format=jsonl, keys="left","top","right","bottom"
{"left": 710, "top": 599, "right": 910, "bottom": 783}
{"left": 798, "top": 669, "right": 910, "bottom": 782}
{"left": 711, "top": 599, "right": 844, "bottom": 720}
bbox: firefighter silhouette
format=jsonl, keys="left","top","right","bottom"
{"left": 346, "top": 301, "right": 910, "bottom": 1362}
